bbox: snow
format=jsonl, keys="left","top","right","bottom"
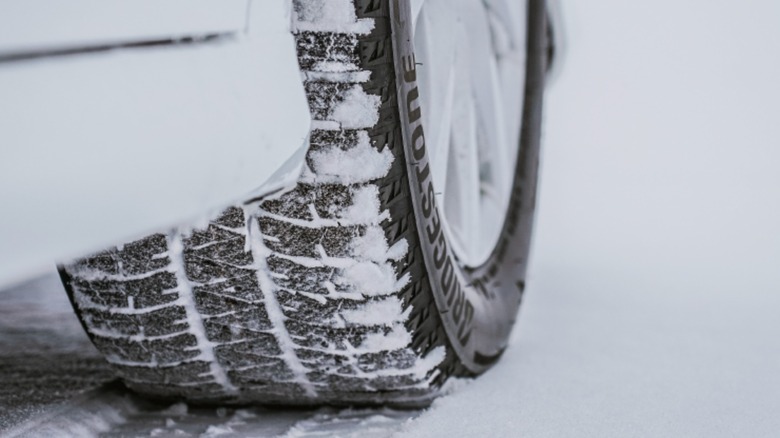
{"left": 328, "top": 86, "right": 382, "bottom": 129}
{"left": 292, "top": 0, "right": 375, "bottom": 34}
{"left": 338, "top": 262, "right": 407, "bottom": 297}
{"left": 203, "top": 424, "right": 234, "bottom": 437}
{"left": 161, "top": 403, "right": 188, "bottom": 416}
{"left": 357, "top": 323, "right": 412, "bottom": 353}
{"left": 282, "top": 409, "right": 415, "bottom": 438}
{"left": 307, "top": 132, "right": 393, "bottom": 184}
{"left": 398, "top": 0, "right": 780, "bottom": 436}
{"left": 303, "top": 70, "right": 371, "bottom": 83}
{"left": 306, "top": 61, "right": 360, "bottom": 73}
{"left": 340, "top": 298, "right": 407, "bottom": 327}
{"left": 350, "top": 226, "right": 404, "bottom": 263}
{"left": 3, "top": 386, "right": 136, "bottom": 438}
{"left": 336, "top": 185, "right": 389, "bottom": 224}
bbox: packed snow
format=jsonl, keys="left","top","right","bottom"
{"left": 306, "top": 135, "right": 393, "bottom": 184}
{"left": 292, "top": 0, "right": 375, "bottom": 34}
{"left": 328, "top": 86, "right": 382, "bottom": 129}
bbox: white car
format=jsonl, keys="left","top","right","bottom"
{"left": 1, "top": 0, "right": 559, "bottom": 406}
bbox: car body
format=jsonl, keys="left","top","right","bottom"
{"left": 0, "top": 0, "right": 562, "bottom": 288}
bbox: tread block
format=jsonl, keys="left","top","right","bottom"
{"left": 80, "top": 305, "right": 189, "bottom": 338}
{"left": 258, "top": 217, "right": 360, "bottom": 259}
{"left": 90, "top": 332, "right": 200, "bottom": 364}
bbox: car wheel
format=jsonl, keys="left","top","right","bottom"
{"left": 59, "top": 0, "right": 547, "bottom": 406}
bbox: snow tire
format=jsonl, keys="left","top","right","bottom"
{"left": 59, "top": 0, "right": 547, "bottom": 406}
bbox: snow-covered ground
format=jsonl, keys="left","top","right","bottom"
{"left": 465, "top": 0, "right": 780, "bottom": 435}
{"left": 3, "top": 0, "right": 780, "bottom": 436}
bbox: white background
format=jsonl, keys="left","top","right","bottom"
{"left": 403, "top": 0, "right": 780, "bottom": 436}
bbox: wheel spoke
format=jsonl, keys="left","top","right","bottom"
{"left": 410, "top": 0, "right": 426, "bottom": 30}
{"left": 485, "top": 0, "right": 527, "bottom": 187}
{"left": 483, "top": 0, "right": 526, "bottom": 53}
{"left": 431, "top": 66, "right": 457, "bottom": 204}
{"left": 414, "top": 3, "right": 458, "bottom": 205}
{"left": 413, "top": 0, "right": 527, "bottom": 266}
{"left": 445, "top": 55, "right": 482, "bottom": 261}
{"left": 444, "top": 22, "right": 482, "bottom": 259}
{"left": 465, "top": 0, "right": 514, "bottom": 206}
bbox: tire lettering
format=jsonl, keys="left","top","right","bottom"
{"left": 424, "top": 182, "right": 438, "bottom": 225}
{"left": 411, "top": 124, "right": 425, "bottom": 160}
{"left": 433, "top": 229, "right": 447, "bottom": 269}
{"left": 441, "top": 256, "right": 455, "bottom": 300}
{"left": 402, "top": 48, "right": 474, "bottom": 352}
{"left": 407, "top": 87, "right": 422, "bottom": 124}
{"left": 463, "top": 300, "right": 474, "bottom": 327}
{"left": 419, "top": 169, "right": 434, "bottom": 217}
{"left": 402, "top": 54, "right": 417, "bottom": 83}
{"left": 452, "top": 286, "right": 465, "bottom": 321}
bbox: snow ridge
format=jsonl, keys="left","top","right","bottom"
{"left": 245, "top": 207, "right": 318, "bottom": 398}
{"left": 167, "top": 232, "right": 238, "bottom": 395}
{"left": 292, "top": 0, "right": 375, "bottom": 34}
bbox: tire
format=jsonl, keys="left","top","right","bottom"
{"left": 59, "top": 0, "right": 547, "bottom": 406}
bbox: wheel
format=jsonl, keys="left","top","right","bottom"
{"left": 59, "top": 0, "right": 547, "bottom": 406}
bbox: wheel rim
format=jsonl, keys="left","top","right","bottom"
{"left": 411, "top": 0, "right": 528, "bottom": 267}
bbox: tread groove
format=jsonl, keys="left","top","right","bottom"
{"left": 166, "top": 231, "right": 238, "bottom": 396}
{"left": 243, "top": 205, "right": 318, "bottom": 398}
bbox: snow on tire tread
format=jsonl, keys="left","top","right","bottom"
{"left": 61, "top": 0, "right": 446, "bottom": 406}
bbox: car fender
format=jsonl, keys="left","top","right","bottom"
{"left": 0, "top": 0, "right": 312, "bottom": 287}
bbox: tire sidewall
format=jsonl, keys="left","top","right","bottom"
{"left": 389, "top": 0, "right": 547, "bottom": 374}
